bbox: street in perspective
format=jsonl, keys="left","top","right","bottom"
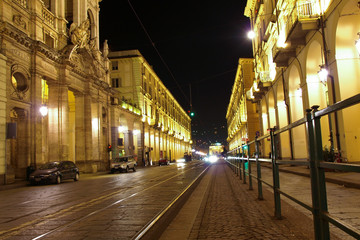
{"left": 1, "top": 0, "right": 360, "bottom": 239}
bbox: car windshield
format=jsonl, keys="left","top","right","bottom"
{"left": 39, "top": 162, "right": 60, "bottom": 170}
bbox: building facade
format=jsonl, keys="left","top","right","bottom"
{"left": 226, "top": 58, "right": 260, "bottom": 155}
{"left": 108, "top": 50, "right": 192, "bottom": 165}
{"left": 0, "top": 0, "right": 121, "bottom": 184}
{"left": 244, "top": 0, "right": 360, "bottom": 161}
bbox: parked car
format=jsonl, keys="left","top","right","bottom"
{"left": 159, "top": 158, "right": 170, "bottom": 166}
{"left": 110, "top": 156, "right": 137, "bottom": 173}
{"left": 29, "top": 161, "right": 79, "bottom": 185}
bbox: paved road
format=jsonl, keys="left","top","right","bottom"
{"left": 0, "top": 161, "right": 207, "bottom": 240}
{"left": 162, "top": 160, "right": 311, "bottom": 239}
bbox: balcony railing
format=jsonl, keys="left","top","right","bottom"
{"left": 259, "top": 71, "right": 272, "bottom": 82}
{"left": 42, "top": 7, "right": 55, "bottom": 27}
{"left": 14, "top": 0, "right": 28, "bottom": 9}
{"left": 286, "top": 0, "right": 320, "bottom": 38}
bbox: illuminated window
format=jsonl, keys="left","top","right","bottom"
{"left": 41, "top": 79, "right": 49, "bottom": 104}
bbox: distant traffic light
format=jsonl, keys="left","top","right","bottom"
{"left": 107, "top": 144, "right": 112, "bottom": 152}
{"left": 190, "top": 111, "right": 195, "bottom": 117}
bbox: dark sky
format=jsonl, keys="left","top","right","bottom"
{"left": 99, "top": 1, "right": 253, "bottom": 144}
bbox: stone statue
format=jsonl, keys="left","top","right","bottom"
{"left": 103, "top": 39, "right": 109, "bottom": 58}
{"left": 69, "top": 19, "right": 90, "bottom": 48}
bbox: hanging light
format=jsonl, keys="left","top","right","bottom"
{"left": 39, "top": 105, "right": 48, "bottom": 117}
{"left": 355, "top": 32, "right": 360, "bottom": 55}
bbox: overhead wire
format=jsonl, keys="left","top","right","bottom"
{"left": 127, "top": 0, "right": 190, "bottom": 106}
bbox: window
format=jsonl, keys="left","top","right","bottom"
{"left": 112, "top": 78, "right": 121, "bottom": 88}
{"left": 111, "top": 61, "right": 118, "bottom": 70}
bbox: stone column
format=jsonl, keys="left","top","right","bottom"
{"left": 74, "top": 92, "right": 85, "bottom": 164}
{"left": 83, "top": 94, "right": 93, "bottom": 172}
{"left": 47, "top": 83, "right": 69, "bottom": 162}
{"left": 31, "top": 74, "right": 43, "bottom": 167}
{"left": 0, "top": 54, "right": 7, "bottom": 184}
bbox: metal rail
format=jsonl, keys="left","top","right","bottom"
{"left": 133, "top": 165, "right": 210, "bottom": 240}
{"left": 226, "top": 93, "right": 360, "bottom": 239}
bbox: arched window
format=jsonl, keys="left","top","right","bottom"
{"left": 87, "top": 10, "right": 95, "bottom": 40}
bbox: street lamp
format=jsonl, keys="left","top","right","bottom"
{"left": 39, "top": 105, "right": 48, "bottom": 117}
{"left": 247, "top": 30, "right": 255, "bottom": 39}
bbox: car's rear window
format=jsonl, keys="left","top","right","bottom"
{"left": 40, "top": 162, "right": 59, "bottom": 169}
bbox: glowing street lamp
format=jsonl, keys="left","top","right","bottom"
{"left": 39, "top": 105, "right": 48, "bottom": 117}
{"left": 247, "top": 30, "right": 255, "bottom": 39}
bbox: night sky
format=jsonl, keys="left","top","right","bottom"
{"left": 99, "top": 1, "right": 253, "bottom": 147}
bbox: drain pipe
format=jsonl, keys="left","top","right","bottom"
{"left": 320, "top": 15, "right": 341, "bottom": 152}
{"left": 282, "top": 68, "right": 294, "bottom": 160}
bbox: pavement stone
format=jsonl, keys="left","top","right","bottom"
{"left": 188, "top": 161, "right": 311, "bottom": 240}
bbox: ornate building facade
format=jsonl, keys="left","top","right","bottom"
{"left": 108, "top": 50, "right": 192, "bottom": 165}
{"left": 244, "top": 0, "right": 360, "bottom": 161}
{"left": 226, "top": 58, "right": 259, "bottom": 154}
{"left": 0, "top": 0, "right": 117, "bottom": 184}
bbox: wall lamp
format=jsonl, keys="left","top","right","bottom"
{"left": 356, "top": 32, "right": 360, "bottom": 55}
{"left": 317, "top": 65, "right": 328, "bottom": 85}
{"left": 39, "top": 105, "right": 48, "bottom": 117}
{"left": 118, "top": 126, "right": 126, "bottom": 133}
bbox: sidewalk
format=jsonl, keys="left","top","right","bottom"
{"left": 274, "top": 164, "right": 360, "bottom": 189}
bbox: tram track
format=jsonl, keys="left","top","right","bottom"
{"left": 0, "top": 161, "right": 208, "bottom": 240}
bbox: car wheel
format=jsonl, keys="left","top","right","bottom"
{"left": 56, "top": 175, "right": 61, "bottom": 184}
{"left": 29, "top": 180, "right": 36, "bottom": 186}
{"left": 126, "top": 166, "right": 129, "bottom": 173}
{"left": 74, "top": 173, "right": 79, "bottom": 181}
{"left": 133, "top": 166, "right": 136, "bottom": 172}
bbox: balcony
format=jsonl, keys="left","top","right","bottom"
{"left": 246, "top": 80, "right": 271, "bottom": 102}
{"left": 286, "top": 1, "right": 319, "bottom": 44}
{"left": 273, "top": 0, "right": 320, "bottom": 67}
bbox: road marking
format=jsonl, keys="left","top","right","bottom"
{"left": 0, "top": 163, "right": 206, "bottom": 240}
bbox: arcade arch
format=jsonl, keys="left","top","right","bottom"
{"left": 334, "top": 0, "right": 360, "bottom": 161}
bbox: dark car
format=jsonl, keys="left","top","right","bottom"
{"left": 29, "top": 161, "right": 79, "bottom": 185}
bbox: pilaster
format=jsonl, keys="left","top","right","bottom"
{"left": 47, "top": 82, "right": 69, "bottom": 162}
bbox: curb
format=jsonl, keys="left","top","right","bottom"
{"left": 278, "top": 168, "right": 360, "bottom": 189}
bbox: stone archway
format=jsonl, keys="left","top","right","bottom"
{"left": 305, "top": 40, "right": 331, "bottom": 150}
{"left": 334, "top": 0, "right": 360, "bottom": 161}
{"left": 288, "top": 66, "right": 307, "bottom": 159}
{"left": 276, "top": 81, "right": 291, "bottom": 159}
